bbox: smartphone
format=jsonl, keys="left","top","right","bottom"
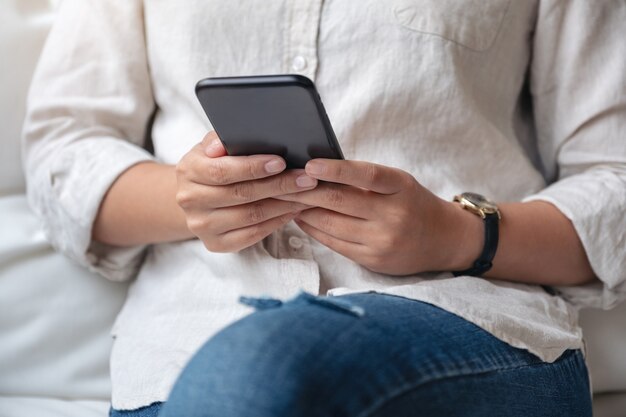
{"left": 195, "top": 74, "right": 344, "bottom": 169}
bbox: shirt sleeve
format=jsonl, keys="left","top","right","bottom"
{"left": 22, "top": 0, "right": 156, "bottom": 282}
{"left": 522, "top": 0, "right": 626, "bottom": 309}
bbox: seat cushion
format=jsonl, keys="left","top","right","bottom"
{"left": 579, "top": 302, "right": 626, "bottom": 393}
{"left": 0, "top": 195, "right": 128, "bottom": 402}
{"left": 0, "top": 0, "right": 56, "bottom": 195}
{"left": 592, "top": 393, "right": 626, "bottom": 417}
{"left": 0, "top": 396, "right": 110, "bottom": 417}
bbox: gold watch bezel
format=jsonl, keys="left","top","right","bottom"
{"left": 453, "top": 192, "right": 501, "bottom": 219}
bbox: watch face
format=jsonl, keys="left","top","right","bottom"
{"left": 462, "top": 192, "right": 499, "bottom": 214}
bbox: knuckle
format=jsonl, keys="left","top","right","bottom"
{"left": 199, "top": 217, "right": 214, "bottom": 233}
{"left": 207, "top": 159, "right": 230, "bottom": 185}
{"left": 396, "top": 204, "right": 412, "bottom": 218}
{"left": 174, "top": 161, "right": 187, "bottom": 179}
{"left": 176, "top": 150, "right": 204, "bottom": 181}
{"left": 323, "top": 186, "right": 344, "bottom": 209}
{"left": 246, "top": 159, "right": 261, "bottom": 180}
{"left": 333, "top": 163, "right": 345, "bottom": 181}
{"left": 246, "top": 202, "right": 266, "bottom": 224}
{"left": 232, "top": 181, "right": 255, "bottom": 202}
{"left": 376, "top": 231, "right": 398, "bottom": 253}
{"left": 277, "top": 174, "right": 294, "bottom": 194}
{"left": 186, "top": 213, "right": 220, "bottom": 237}
{"left": 186, "top": 216, "right": 208, "bottom": 235}
{"left": 319, "top": 212, "right": 335, "bottom": 232}
{"left": 175, "top": 190, "right": 193, "bottom": 209}
{"left": 364, "top": 164, "right": 380, "bottom": 185}
{"left": 397, "top": 210, "right": 412, "bottom": 228}
{"left": 386, "top": 207, "right": 405, "bottom": 227}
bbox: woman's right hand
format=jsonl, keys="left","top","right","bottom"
{"left": 175, "top": 131, "right": 317, "bottom": 252}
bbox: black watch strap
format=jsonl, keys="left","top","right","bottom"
{"left": 452, "top": 213, "right": 499, "bottom": 277}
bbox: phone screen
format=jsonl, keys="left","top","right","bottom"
{"left": 196, "top": 75, "right": 344, "bottom": 169}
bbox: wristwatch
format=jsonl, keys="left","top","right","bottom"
{"left": 452, "top": 192, "right": 501, "bottom": 277}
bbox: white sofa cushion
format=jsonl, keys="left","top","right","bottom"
{"left": 0, "top": 195, "right": 128, "bottom": 402}
{"left": 592, "top": 393, "right": 626, "bottom": 417}
{"left": 0, "top": 0, "right": 57, "bottom": 195}
{"left": 0, "top": 2, "right": 125, "bottom": 413}
{"left": 0, "top": 396, "right": 110, "bottom": 417}
{"left": 580, "top": 303, "right": 626, "bottom": 394}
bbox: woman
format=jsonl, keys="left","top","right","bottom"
{"left": 23, "top": 1, "right": 626, "bottom": 416}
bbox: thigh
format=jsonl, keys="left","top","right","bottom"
{"left": 370, "top": 349, "right": 591, "bottom": 417}
{"left": 158, "top": 292, "right": 591, "bottom": 417}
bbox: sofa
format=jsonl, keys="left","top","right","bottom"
{"left": 0, "top": 2, "right": 125, "bottom": 416}
{"left": 1, "top": 2, "right": 625, "bottom": 416}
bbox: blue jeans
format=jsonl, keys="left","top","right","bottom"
{"left": 111, "top": 292, "right": 592, "bottom": 417}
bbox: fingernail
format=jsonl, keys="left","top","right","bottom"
{"left": 296, "top": 175, "right": 317, "bottom": 188}
{"left": 265, "top": 159, "right": 286, "bottom": 174}
{"left": 306, "top": 161, "right": 326, "bottom": 176}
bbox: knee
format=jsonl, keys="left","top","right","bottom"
{"left": 159, "top": 294, "right": 364, "bottom": 417}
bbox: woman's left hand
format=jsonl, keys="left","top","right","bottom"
{"left": 274, "top": 159, "right": 481, "bottom": 276}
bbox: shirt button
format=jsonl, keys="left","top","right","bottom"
{"left": 288, "top": 236, "right": 304, "bottom": 249}
{"left": 291, "top": 56, "right": 307, "bottom": 72}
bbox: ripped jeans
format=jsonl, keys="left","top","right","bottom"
{"left": 111, "top": 292, "right": 592, "bottom": 417}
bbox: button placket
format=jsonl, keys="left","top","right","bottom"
{"left": 291, "top": 55, "right": 308, "bottom": 72}
{"left": 284, "top": 0, "right": 323, "bottom": 80}
{"left": 277, "top": 222, "right": 319, "bottom": 295}
{"left": 275, "top": 222, "right": 312, "bottom": 259}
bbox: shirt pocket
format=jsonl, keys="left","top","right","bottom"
{"left": 391, "top": 0, "right": 511, "bottom": 52}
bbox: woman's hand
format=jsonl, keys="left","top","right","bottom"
{"left": 275, "top": 159, "right": 483, "bottom": 275}
{"left": 175, "top": 132, "right": 318, "bottom": 253}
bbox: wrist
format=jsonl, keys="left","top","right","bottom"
{"left": 160, "top": 164, "right": 196, "bottom": 241}
{"left": 94, "top": 162, "right": 194, "bottom": 246}
{"left": 435, "top": 200, "right": 484, "bottom": 272}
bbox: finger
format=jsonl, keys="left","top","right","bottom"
{"left": 213, "top": 212, "right": 297, "bottom": 253}
{"left": 187, "top": 149, "right": 289, "bottom": 186}
{"left": 305, "top": 159, "right": 409, "bottom": 194}
{"left": 273, "top": 183, "right": 374, "bottom": 219}
{"left": 295, "top": 208, "right": 367, "bottom": 244}
{"left": 179, "top": 170, "right": 317, "bottom": 209}
{"left": 210, "top": 200, "right": 310, "bottom": 234}
{"left": 206, "top": 170, "right": 318, "bottom": 207}
{"left": 294, "top": 218, "right": 366, "bottom": 260}
{"left": 201, "top": 131, "right": 228, "bottom": 158}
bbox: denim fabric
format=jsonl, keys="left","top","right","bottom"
{"left": 112, "top": 292, "right": 592, "bottom": 417}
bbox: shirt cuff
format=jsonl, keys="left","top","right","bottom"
{"left": 27, "top": 137, "right": 156, "bottom": 282}
{"left": 522, "top": 168, "right": 626, "bottom": 310}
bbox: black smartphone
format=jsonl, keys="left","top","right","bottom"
{"left": 195, "top": 74, "right": 344, "bottom": 169}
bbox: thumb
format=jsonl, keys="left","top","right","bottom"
{"left": 202, "top": 131, "right": 227, "bottom": 158}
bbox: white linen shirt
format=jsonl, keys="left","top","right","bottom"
{"left": 23, "top": 0, "right": 626, "bottom": 410}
